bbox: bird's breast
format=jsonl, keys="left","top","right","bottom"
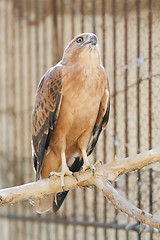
{"left": 62, "top": 67, "right": 104, "bottom": 132}
{"left": 63, "top": 65, "right": 104, "bottom": 100}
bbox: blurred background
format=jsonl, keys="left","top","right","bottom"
{"left": 0, "top": 0, "right": 160, "bottom": 239}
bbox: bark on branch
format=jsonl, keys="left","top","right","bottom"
{"left": 0, "top": 147, "right": 160, "bottom": 230}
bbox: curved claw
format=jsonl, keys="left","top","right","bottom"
{"left": 62, "top": 185, "right": 65, "bottom": 192}
{"left": 92, "top": 168, "right": 95, "bottom": 176}
{"left": 79, "top": 167, "right": 83, "bottom": 175}
{"left": 72, "top": 172, "right": 78, "bottom": 181}
{"left": 79, "top": 164, "right": 95, "bottom": 176}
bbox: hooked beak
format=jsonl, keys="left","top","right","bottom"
{"left": 85, "top": 35, "right": 97, "bottom": 46}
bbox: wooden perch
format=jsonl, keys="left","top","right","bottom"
{"left": 0, "top": 147, "right": 160, "bottom": 230}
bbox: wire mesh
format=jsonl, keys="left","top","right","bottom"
{"left": 0, "top": 0, "right": 160, "bottom": 239}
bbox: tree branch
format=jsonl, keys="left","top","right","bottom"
{"left": 95, "top": 146, "right": 160, "bottom": 182}
{"left": 95, "top": 178, "right": 160, "bottom": 230}
{"left": 0, "top": 147, "right": 160, "bottom": 230}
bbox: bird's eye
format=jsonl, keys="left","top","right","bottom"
{"left": 76, "top": 37, "right": 83, "bottom": 43}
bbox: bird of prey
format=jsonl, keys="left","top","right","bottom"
{"left": 32, "top": 33, "right": 110, "bottom": 213}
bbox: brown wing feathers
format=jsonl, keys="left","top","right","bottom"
{"left": 32, "top": 68, "right": 62, "bottom": 180}
{"left": 86, "top": 89, "right": 110, "bottom": 156}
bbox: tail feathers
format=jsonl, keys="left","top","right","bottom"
{"left": 34, "top": 194, "right": 54, "bottom": 213}
{"left": 53, "top": 191, "right": 69, "bottom": 213}
{"left": 69, "top": 157, "right": 83, "bottom": 172}
{"left": 53, "top": 157, "right": 84, "bottom": 213}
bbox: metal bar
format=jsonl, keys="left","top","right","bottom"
{"left": 35, "top": 0, "right": 40, "bottom": 83}
{"left": 26, "top": 0, "right": 32, "bottom": 182}
{"left": 54, "top": 217, "right": 59, "bottom": 240}
{"left": 148, "top": 0, "right": 152, "bottom": 152}
{"left": 12, "top": 0, "right": 17, "bottom": 188}
{"left": 61, "top": 0, "right": 64, "bottom": 53}
{"left": 12, "top": 1, "right": 20, "bottom": 239}
{"left": 43, "top": 0, "right": 47, "bottom": 72}
{"left": 71, "top": 0, "right": 75, "bottom": 38}
{"left": 136, "top": 0, "right": 141, "bottom": 239}
{"left": 124, "top": 1, "right": 129, "bottom": 162}
{"left": 52, "top": 0, "right": 59, "bottom": 62}
{"left": 0, "top": 214, "right": 159, "bottom": 233}
{"left": 81, "top": 0, "right": 84, "bottom": 32}
{"left": 136, "top": 1, "right": 141, "bottom": 153}
{"left": 92, "top": 0, "right": 96, "bottom": 34}
{"left": 18, "top": 0, "right": 25, "bottom": 185}
{"left": 72, "top": 188, "right": 76, "bottom": 240}
{"left": 124, "top": 0, "right": 129, "bottom": 239}
{"left": 112, "top": 0, "right": 117, "bottom": 157}
{"left": 102, "top": 0, "right": 106, "bottom": 69}
{"left": 83, "top": 187, "right": 87, "bottom": 240}
{"left": 148, "top": 0, "right": 153, "bottom": 240}
{"left": 4, "top": 1, "right": 13, "bottom": 238}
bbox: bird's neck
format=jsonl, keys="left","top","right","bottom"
{"left": 79, "top": 48, "right": 101, "bottom": 66}
{"left": 62, "top": 47, "right": 101, "bottom": 67}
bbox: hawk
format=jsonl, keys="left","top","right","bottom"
{"left": 32, "top": 33, "right": 110, "bottom": 213}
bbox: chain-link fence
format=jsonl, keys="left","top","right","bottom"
{"left": 0, "top": 0, "right": 160, "bottom": 239}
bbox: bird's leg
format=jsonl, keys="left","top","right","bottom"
{"left": 80, "top": 149, "right": 95, "bottom": 175}
{"left": 49, "top": 152, "right": 77, "bottom": 191}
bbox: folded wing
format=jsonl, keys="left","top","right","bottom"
{"left": 32, "top": 66, "right": 63, "bottom": 180}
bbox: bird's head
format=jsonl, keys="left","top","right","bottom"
{"left": 62, "top": 33, "right": 101, "bottom": 65}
